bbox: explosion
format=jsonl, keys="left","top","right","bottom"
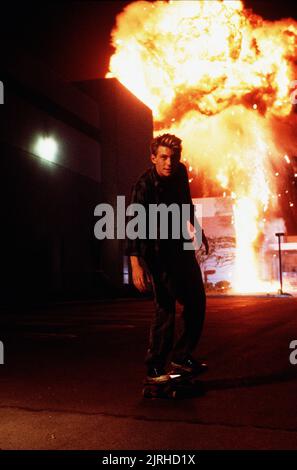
{"left": 107, "top": 0, "right": 297, "bottom": 293}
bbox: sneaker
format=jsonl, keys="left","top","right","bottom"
{"left": 170, "top": 357, "right": 208, "bottom": 375}
{"left": 146, "top": 367, "right": 170, "bottom": 384}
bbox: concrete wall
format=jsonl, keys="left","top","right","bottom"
{"left": 1, "top": 55, "right": 153, "bottom": 301}
{"left": 2, "top": 142, "right": 102, "bottom": 301}
{"left": 76, "top": 78, "right": 153, "bottom": 286}
{"left": 1, "top": 57, "right": 103, "bottom": 302}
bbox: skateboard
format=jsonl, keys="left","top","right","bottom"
{"left": 142, "top": 372, "right": 205, "bottom": 399}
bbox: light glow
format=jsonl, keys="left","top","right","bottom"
{"left": 34, "top": 136, "right": 58, "bottom": 163}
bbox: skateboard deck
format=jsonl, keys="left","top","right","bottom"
{"left": 142, "top": 373, "right": 205, "bottom": 399}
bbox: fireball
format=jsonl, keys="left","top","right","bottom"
{"left": 107, "top": 0, "right": 297, "bottom": 293}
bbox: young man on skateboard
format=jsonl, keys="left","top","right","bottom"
{"left": 126, "top": 134, "right": 208, "bottom": 384}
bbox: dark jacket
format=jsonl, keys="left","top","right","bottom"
{"left": 125, "top": 162, "right": 202, "bottom": 269}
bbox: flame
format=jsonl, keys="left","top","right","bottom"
{"left": 107, "top": 0, "right": 297, "bottom": 293}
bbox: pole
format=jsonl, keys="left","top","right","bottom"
{"left": 275, "top": 232, "right": 284, "bottom": 295}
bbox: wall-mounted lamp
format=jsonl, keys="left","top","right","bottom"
{"left": 34, "top": 136, "right": 58, "bottom": 163}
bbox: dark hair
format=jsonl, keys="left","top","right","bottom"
{"left": 150, "top": 133, "right": 182, "bottom": 159}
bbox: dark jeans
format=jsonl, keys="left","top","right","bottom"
{"left": 145, "top": 251, "right": 206, "bottom": 370}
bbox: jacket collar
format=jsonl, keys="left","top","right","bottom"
{"left": 151, "top": 165, "right": 161, "bottom": 187}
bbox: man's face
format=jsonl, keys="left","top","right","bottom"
{"left": 151, "top": 146, "right": 180, "bottom": 178}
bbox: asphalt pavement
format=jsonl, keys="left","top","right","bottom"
{"left": 0, "top": 295, "right": 296, "bottom": 450}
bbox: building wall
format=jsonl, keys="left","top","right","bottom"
{"left": 76, "top": 78, "right": 153, "bottom": 286}
{"left": 193, "top": 197, "right": 236, "bottom": 287}
{"left": 1, "top": 57, "right": 103, "bottom": 301}
{"left": 2, "top": 91, "right": 101, "bottom": 183}
{"left": 1, "top": 57, "right": 153, "bottom": 301}
{"left": 2, "top": 142, "right": 102, "bottom": 301}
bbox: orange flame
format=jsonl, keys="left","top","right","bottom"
{"left": 107, "top": 0, "right": 297, "bottom": 293}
